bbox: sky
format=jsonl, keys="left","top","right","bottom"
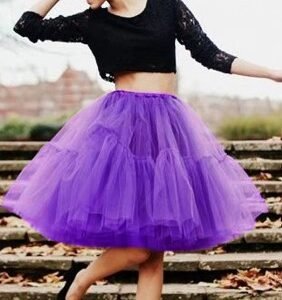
{"left": 1, "top": 0, "right": 282, "bottom": 101}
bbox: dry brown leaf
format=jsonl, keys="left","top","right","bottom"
{"left": 164, "top": 251, "right": 175, "bottom": 256}
{"left": 1, "top": 270, "right": 68, "bottom": 286}
{"left": 0, "top": 272, "right": 26, "bottom": 284}
{"left": 0, "top": 242, "right": 103, "bottom": 257}
{"left": 252, "top": 172, "right": 273, "bottom": 181}
{"left": 40, "top": 272, "right": 63, "bottom": 284}
{"left": 216, "top": 268, "right": 282, "bottom": 292}
{"left": 21, "top": 282, "right": 42, "bottom": 287}
{"left": 95, "top": 280, "right": 108, "bottom": 285}
{"left": 267, "top": 136, "right": 282, "bottom": 141}
{"left": 206, "top": 246, "right": 226, "bottom": 255}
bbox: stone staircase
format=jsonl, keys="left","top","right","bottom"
{"left": 0, "top": 140, "right": 281, "bottom": 299}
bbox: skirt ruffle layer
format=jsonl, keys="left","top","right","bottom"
{"left": 2, "top": 89, "right": 269, "bottom": 251}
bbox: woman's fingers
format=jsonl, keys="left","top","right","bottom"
{"left": 271, "top": 69, "right": 282, "bottom": 82}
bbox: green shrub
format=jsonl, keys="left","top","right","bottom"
{"left": 0, "top": 116, "right": 33, "bottom": 141}
{"left": 28, "top": 111, "right": 76, "bottom": 140}
{"left": 0, "top": 111, "right": 75, "bottom": 141}
{"left": 218, "top": 113, "right": 282, "bottom": 140}
{"left": 29, "top": 123, "right": 63, "bottom": 141}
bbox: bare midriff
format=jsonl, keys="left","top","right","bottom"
{"left": 114, "top": 71, "right": 178, "bottom": 96}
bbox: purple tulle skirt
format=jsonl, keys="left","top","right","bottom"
{"left": 2, "top": 89, "right": 269, "bottom": 251}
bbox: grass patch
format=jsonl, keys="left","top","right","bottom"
{"left": 217, "top": 113, "right": 282, "bottom": 140}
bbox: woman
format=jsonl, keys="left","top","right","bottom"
{"left": 2, "top": 0, "right": 281, "bottom": 299}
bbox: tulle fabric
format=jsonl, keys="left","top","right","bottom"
{"left": 2, "top": 89, "right": 269, "bottom": 251}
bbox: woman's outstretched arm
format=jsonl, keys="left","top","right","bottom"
{"left": 13, "top": 0, "right": 92, "bottom": 43}
{"left": 174, "top": 0, "right": 282, "bottom": 83}
{"left": 230, "top": 58, "right": 282, "bottom": 82}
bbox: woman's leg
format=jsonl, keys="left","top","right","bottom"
{"left": 66, "top": 247, "right": 152, "bottom": 300}
{"left": 136, "top": 251, "right": 165, "bottom": 300}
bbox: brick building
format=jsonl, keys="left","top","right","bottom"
{"left": 0, "top": 67, "right": 105, "bottom": 122}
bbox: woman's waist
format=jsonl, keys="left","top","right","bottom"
{"left": 114, "top": 71, "right": 178, "bottom": 95}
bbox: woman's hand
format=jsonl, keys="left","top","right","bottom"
{"left": 269, "top": 69, "right": 282, "bottom": 82}
{"left": 87, "top": 0, "right": 107, "bottom": 10}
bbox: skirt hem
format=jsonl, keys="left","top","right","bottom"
{"left": 3, "top": 201, "right": 268, "bottom": 252}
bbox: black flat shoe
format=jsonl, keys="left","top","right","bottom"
{"left": 57, "top": 260, "right": 87, "bottom": 300}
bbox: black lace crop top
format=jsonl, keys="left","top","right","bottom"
{"left": 13, "top": 0, "right": 237, "bottom": 83}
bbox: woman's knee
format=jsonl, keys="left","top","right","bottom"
{"left": 140, "top": 251, "right": 164, "bottom": 269}
{"left": 127, "top": 247, "right": 152, "bottom": 265}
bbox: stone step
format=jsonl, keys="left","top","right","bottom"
{"left": 0, "top": 158, "right": 281, "bottom": 173}
{"left": 0, "top": 251, "right": 281, "bottom": 272}
{"left": 238, "top": 159, "right": 282, "bottom": 172}
{"left": 0, "top": 179, "right": 281, "bottom": 196}
{"left": 221, "top": 140, "right": 282, "bottom": 152}
{"left": 268, "top": 200, "right": 282, "bottom": 214}
{"left": 0, "top": 225, "right": 281, "bottom": 245}
{"left": 0, "top": 160, "right": 28, "bottom": 172}
{"left": 0, "top": 283, "right": 280, "bottom": 300}
{"left": 255, "top": 181, "right": 282, "bottom": 194}
{"left": 0, "top": 141, "right": 45, "bottom": 152}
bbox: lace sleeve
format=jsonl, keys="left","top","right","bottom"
{"left": 13, "top": 8, "right": 92, "bottom": 44}
{"left": 174, "top": 0, "right": 237, "bottom": 73}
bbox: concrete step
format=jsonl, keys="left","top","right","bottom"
{"left": 255, "top": 181, "right": 282, "bottom": 194}
{"left": 0, "top": 141, "right": 45, "bottom": 152}
{"left": 238, "top": 159, "right": 282, "bottom": 172}
{"left": 0, "top": 179, "right": 281, "bottom": 196}
{"left": 0, "top": 283, "right": 280, "bottom": 300}
{"left": 0, "top": 252, "right": 282, "bottom": 272}
{"left": 0, "top": 158, "right": 281, "bottom": 173}
{"left": 221, "top": 140, "right": 282, "bottom": 152}
{"left": 0, "top": 160, "right": 28, "bottom": 172}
